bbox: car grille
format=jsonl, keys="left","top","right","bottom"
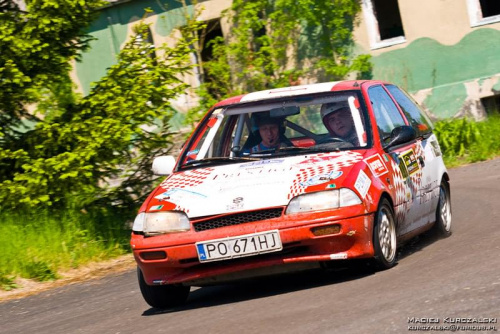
{"left": 192, "top": 208, "right": 284, "bottom": 232}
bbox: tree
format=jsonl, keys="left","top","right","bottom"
{"left": 0, "top": 0, "right": 105, "bottom": 138}
{"left": 0, "top": 3, "right": 196, "bottom": 209}
{"left": 189, "top": 0, "right": 372, "bottom": 119}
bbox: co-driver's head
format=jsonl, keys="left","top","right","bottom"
{"left": 321, "top": 102, "right": 354, "bottom": 138}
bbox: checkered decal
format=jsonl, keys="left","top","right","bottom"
{"left": 390, "top": 141, "right": 424, "bottom": 223}
{"left": 410, "top": 141, "right": 424, "bottom": 189}
{"left": 159, "top": 167, "right": 215, "bottom": 190}
{"left": 389, "top": 157, "right": 408, "bottom": 223}
{"left": 288, "top": 152, "right": 363, "bottom": 199}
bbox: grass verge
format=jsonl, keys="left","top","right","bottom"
{"left": 0, "top": 208, "right": 130, "bottom": 291}
{"left": 434, "top": 115, "right": 500, "bottom": 167}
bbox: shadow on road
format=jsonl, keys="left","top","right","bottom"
{"left": 396, "top": 228, "right": 446, "bottom": 261}
{"left": 141, "top": 261, "right": 374, "bottom": 316}
{"left": 141, "top": 230, "right": 446, "bottom": 316}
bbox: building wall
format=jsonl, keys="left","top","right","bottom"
{"left": 354, "top": 0, "right": 500, "bottom": 119}
{"left": 73, "top": 0, "right": 500, "bottom": 121}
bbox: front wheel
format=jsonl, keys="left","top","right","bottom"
{"left": 137, "top": 267, "right": 190, "bottom": 309}
{"left": 433, "top": 181, "right": 452, "bottom": 237}
{"left": 372, "top": 199, "right": 397, "bottom": 270}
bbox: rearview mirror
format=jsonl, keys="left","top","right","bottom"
{"left": 269, "top": 106, "right": 300, "bottom": 117}
{"left": 384, "top": 126, "right": 416, "bottom": 150}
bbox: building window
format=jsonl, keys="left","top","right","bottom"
{"left": 481, "top": 94, "right": 500, "bottom": 115}
{"left": 467, "top": 0, "right": 500, "bottom": 27}
{"left": 199, "top": 19, "right": 223, "bottom": 63}
{"left": 362, "top": 0, "right": 406, "bottom": 50}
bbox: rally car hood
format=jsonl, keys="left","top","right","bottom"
{"left": 146, "top": 151, "right": 364, "bottom": 218}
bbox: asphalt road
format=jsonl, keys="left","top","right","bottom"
{"left": 1, "top": 158, "right": 499, "bottom": 334}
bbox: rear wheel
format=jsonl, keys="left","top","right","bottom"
{"left": 137, "top": 267, "right": 190, "bottom": 309}
{"left": 372, "top": 199, "right": 397, "bottom": 270}
{"left": 433, "top": 181, "right": 452, "bottom": 237}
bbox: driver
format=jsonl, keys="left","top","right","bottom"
{"left": 320, "top": 102, "right": 359, "bottom": 146}
{"left": 247, "top": 115, "right": 288, "bottom": 153}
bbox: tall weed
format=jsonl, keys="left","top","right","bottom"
{"left": 434, "top": 115, "right": 500, "bottom": 166}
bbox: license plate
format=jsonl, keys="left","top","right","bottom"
{"left": 196, "top": 230, "right": 282, "bottom": 263}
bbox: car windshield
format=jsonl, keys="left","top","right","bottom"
{"left": 180, "top": 91, "right": 370, "bottom": 168}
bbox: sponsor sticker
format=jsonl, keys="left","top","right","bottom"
{"left": 149, "top": 205, "right": 164, "bottom": 211}
{"left": 300, "top": 170, "right": 343, "bottom": 187}
{"left": 240, "top": 159, "right": 284, "bottom": 168}
{"left": 330, "top": 253, "right": 348, "bottom": 260}
{"left": 154, "top": 188, "right": 207, "bottom": 201}
{"left": 364, "top": 154, "right": 389, "bottom": 177}
{"left": 400, "top": 149, "right": 420, "bottom": 176}
{"left": 354, "top": 169, "right": 371, "bottom": 198}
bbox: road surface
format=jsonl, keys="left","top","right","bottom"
{"left": 1, "top": 158, "right": 499, "bottom": 334}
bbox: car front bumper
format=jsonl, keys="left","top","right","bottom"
{"left": 131, "top": 210, "right": 375, "bottom": 286}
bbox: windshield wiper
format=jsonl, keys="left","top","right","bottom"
{"left": 183, "top": 156, "right": 260, "bottom": 167}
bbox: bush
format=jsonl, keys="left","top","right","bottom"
{"left": 434, "top": 115, "right": 500, "bottom": 166}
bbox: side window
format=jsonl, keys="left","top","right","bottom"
{"left": 386, "top": 85, "right": 433, "bottom": 138}
{"left": 368, "top": 85, "right": 406, "bottom": 144}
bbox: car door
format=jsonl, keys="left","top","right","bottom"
{"left": 385, "top": 84, "right": 442, "bottom": 228}
{"left": 367, "top": 85, "right": 425, "bottom": 236}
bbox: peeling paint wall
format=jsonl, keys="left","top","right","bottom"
{"left": 370, "top": 29, "right": 500, "bottom": 119}
{"left": 73, "top": 0, "right": 231, "bottom": 97}
{"left": 353, "top": 0, "right": 500, "bottom": 120}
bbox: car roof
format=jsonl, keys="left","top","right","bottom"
{"left": 213, "top": 80, "right": 388, "bottom": 108}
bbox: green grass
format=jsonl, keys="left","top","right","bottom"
{"left": 0, "top": 208, "right": 130, "bottom": 286}
{"left": 434, "top": 115, "right": 500, "bottom": 167}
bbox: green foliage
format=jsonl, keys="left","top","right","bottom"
{"left": 0, "top": 21, "right": 195, "bottom": 209}
{"left": 434, "top": 118, "right": 480, "bottom": 158}
{"left": 0, "top": 0, "right": 105, "bottom": 138}
{"left": 185, "top": 0, "right": 372, "bottom": 124}
{"left": 434, "top": 116, "right": 500, "bottom": 166}
{"left": 24, "top": 261, "right": 59, "bottom": 282}
{"left": 0, "top": 272, "right": 18, "bottom": 291}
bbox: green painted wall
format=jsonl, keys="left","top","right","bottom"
{"left": 372, "top": 28, "right": 500, "bottom": 92}
{"left": 371, "top": 28, "right": 500, "bottom": 118}
{"left": 75, "top": 0, "right": 192, "bottom": 95}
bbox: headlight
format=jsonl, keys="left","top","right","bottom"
{"left": 285, "top": 188, "right": 362, "bottom": 214}
{"left": 132, "top": 211, "right": 190, "bottom": 236}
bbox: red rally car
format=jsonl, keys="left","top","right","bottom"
{"left": 131, "top": 80, "right": 452, "bottom": 308}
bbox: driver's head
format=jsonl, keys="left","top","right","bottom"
{"left": 256, "top": 115, "right": 282, "bottom": 148}
{"left": 321, "top": 102, "right": 354, "bottom": 138}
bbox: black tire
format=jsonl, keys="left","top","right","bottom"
{"left": 137, "top": 267, "right": 190, "bottom": 309}
{"left": 433, "top": 181, "right": 452, "bottom": 238}
{"left": 372, "top": 198, "right": 397, "bottom": 270}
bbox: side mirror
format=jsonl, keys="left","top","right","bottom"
{"left": 384, "top": 125, "right": 416, "bottom": 150}
{"left": 152, "top": 156, "right": 176, "bottom": 176}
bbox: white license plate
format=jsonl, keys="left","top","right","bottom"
{"left": 196, "top": 230, "right": 282, "bottom": 263}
